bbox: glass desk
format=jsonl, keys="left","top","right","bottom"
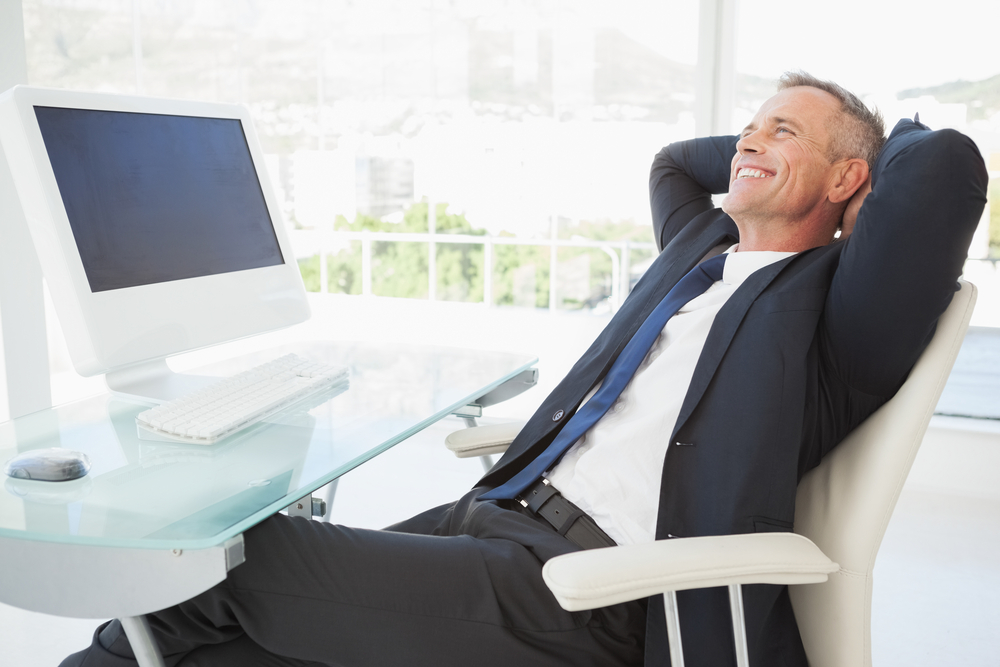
{"left": 0, "top": 342, "right": 536, "bottom": 654}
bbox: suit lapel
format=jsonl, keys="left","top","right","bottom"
{"left": 670, "top": 254, "right": 797, "bottom": 441}
{"left": 585, "top": 217, "right": 738, "bottom": 398}
{"left": 481, "top": 214, "right": 738, "bottom": 485}
{"left": 560, "top": 211, "right": 749, "bottom": 422}
{"left": 624, "top": 217, "right": 738, "bottom": 353}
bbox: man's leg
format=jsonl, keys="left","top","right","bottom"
{"left": 79, "top": 622, "right": 326, "bottom": 667}
{"left": 61, "top": 493, "right": 644, "bottom": 667}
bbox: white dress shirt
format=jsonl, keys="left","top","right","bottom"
{"left": 545, "top": 246, "right": 796, "bottom": 546}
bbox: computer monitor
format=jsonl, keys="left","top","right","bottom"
{"left": 0, "top": 86, "right": 311, "bottom": 400}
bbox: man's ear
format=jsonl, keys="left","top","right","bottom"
{"left": 839, "top": 173, "right": 872, "bottom": 238}
{"left": 828, "top": 159, "right": 870, "bottom": 205}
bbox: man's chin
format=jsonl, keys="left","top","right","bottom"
{"left": 720, "top": 193, "right": 739, "bottom": 217}
{"left": 721, "top": 191, "right": 762, "bottom": 220}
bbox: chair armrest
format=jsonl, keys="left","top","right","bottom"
{"left": 542, "top": 532, "right": 838, "bottom": 611}
{"left": 444, "top": 421, "right": 525, "bottom": 458}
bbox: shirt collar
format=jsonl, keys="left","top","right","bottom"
{"left": 721, "top": 244, "right": 797, "bottom": 287}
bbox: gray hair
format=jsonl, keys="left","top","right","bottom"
{"left": 777, "top": 71, "right": 885, "bottom": 170}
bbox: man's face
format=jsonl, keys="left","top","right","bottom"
{"left": 722, "top": 86, "right": 843, "bottom": 229}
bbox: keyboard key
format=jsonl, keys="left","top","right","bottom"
{"left": 135, "top": 354, "right": 349, "bottom": 445}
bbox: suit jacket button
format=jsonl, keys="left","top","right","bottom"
{"left": 552, "top": 410, "right": 564, "bottom": 421}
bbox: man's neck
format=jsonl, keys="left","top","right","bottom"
{"left": 733, "top": 217, "right": 837, "bottom": 252}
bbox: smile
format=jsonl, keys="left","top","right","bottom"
{"left": 736, "top": 168, "right": 772, "bottom": 179}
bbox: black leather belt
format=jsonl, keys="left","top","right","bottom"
{"left": 516, "top": 479, "right": 616, "bottom": 550}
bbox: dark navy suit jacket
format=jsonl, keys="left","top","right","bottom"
{"left": 477, "top": 118, "right": 988, "bottom": 666}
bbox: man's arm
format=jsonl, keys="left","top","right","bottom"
{"left": 649, "top": 135, "right": 738, "bottom": 251}
{"left": 822, "top": 118, "right": 988, "bottom": 400}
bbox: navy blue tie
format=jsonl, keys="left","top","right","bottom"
{"left": 481, "top": 253, "right": 727, "bottom": 502}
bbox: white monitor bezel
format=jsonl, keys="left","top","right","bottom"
{"left": 0, "top": 85, "right": 310, "bottom": 378}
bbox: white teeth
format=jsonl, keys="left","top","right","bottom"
{"left": 737, "top": 168, "right": 768, "bottom": 179}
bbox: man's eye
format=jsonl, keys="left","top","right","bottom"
{"left": 776, "top": 127, "right": 792, "bottom": 134}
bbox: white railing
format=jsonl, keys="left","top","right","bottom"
{"left": 288, "top": 229, "right": 658, "bottom": 313}
{"left": 288, "top": 231, "right": 1000, "bottom": 324}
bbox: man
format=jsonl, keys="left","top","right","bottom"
{"left": 63, "top": 72, "right": 987, "bottom": 667}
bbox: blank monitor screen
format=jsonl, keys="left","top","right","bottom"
{"left": 33, "top": 106, "right": 284, "bottom": 293}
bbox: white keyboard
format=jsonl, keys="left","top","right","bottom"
{"left": 135, "top": 354, "right": 349, "bottom": 445}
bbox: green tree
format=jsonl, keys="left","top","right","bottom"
{"left": 552, "top": 218, "right": 656, "bottom": 309}
{"left": 491, "top": 239, "right": 551, "bottom": 308}
{"left": 298, "top": 255, "right": 321, "bottom": 292}
{"left": 300, "top": 204, "right": 653, "bottom": 309}
{"left": 310, "top": 204, "right": 487, "bottom": 301}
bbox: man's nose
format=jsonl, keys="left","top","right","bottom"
{"left": 736, "top": 132, "right": 760, "bottom": 155}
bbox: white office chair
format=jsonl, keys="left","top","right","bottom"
{"left": 447, "top": 280, "right": 977, "bottom": 667}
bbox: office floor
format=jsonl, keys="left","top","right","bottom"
{"left": 3, "top": 415, "right": 999, "bottom": 667}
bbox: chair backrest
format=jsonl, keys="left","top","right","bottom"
{"left": 789, "top": 280, "right": 977, "bottom": 667}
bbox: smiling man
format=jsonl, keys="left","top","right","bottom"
{"left": 722, "top": 82, "right": 874, "bottom": 251}
{"left": 62, "top": 72, "right": 987, "bottom": 667}
{"left": 609, "top": 70, "right": 987, "bottom": 664}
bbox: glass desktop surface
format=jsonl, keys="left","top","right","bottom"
{"left": 0, "top": 342, "right": 536, "bottom": 551}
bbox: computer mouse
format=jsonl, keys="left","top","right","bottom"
{"left": 3, "top": 447, "right": 91, "bottom": 482}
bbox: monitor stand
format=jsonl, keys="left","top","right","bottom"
{"left": 105, "top": 358, "right": 220, "bottom": 403}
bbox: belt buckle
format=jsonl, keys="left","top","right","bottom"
{"left": 515, "top": 478, "right": 550, "bottom": 509}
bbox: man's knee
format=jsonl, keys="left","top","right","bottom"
{"left": 58, "top": 620, "right": 145, "bottom": 667}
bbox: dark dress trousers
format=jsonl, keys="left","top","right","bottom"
{"left": 477, "top": 118, "right": 988, "bottom": 666}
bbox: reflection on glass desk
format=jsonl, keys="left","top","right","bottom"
{"left": 0, "top": 342, "right": 537, "bottom": 552}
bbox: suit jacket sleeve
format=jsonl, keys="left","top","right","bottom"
{"left": 821, "top": 118, "right": 988, "bottom": 404}
{"left": 649, "top": 135, "right": 738, "bottom": 251}
{"left": 648, "top": 120, "right": 988, "bottom": 465}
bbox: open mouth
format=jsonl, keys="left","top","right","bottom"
{"left": 736, "top": 168, "right": 772, "bottom": 179}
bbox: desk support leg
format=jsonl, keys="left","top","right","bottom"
{"left": 120, "top": 615, "right": 166, "bottom": 667}
{"left": 322, "top": 479, "right": 339, "bottom": 522}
